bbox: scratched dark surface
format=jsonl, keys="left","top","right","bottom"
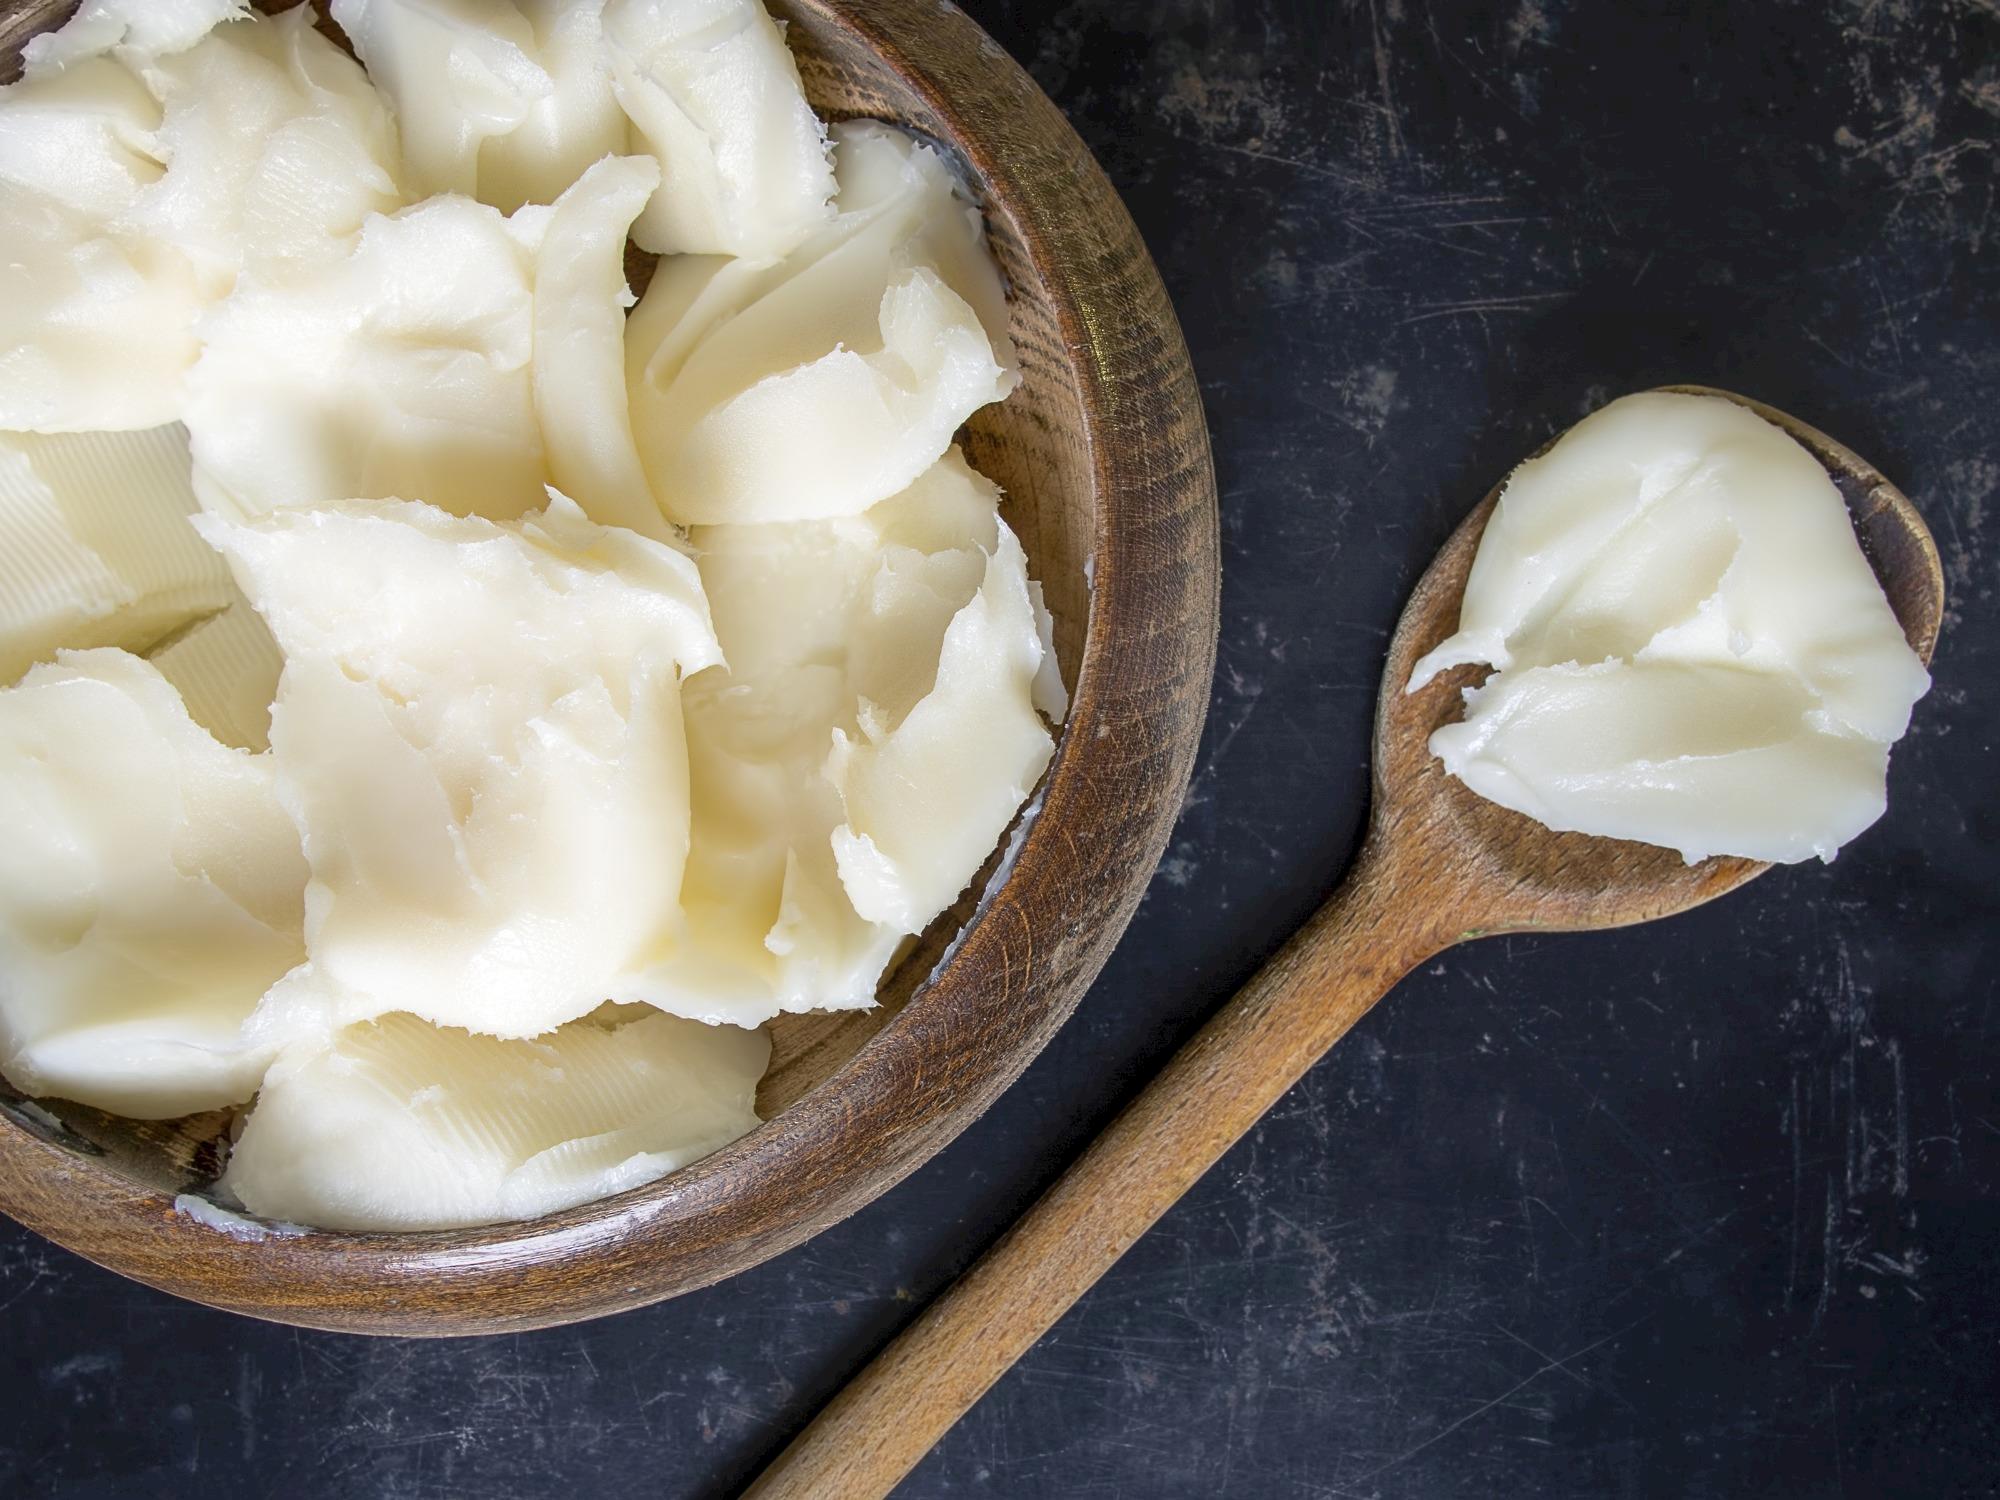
{"left": 4, "top": 1, "right": 1998, "bottom": 1495}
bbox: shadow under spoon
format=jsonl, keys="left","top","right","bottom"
{"left": 743, "top": 384, "right": 1947, "bottom": 1500}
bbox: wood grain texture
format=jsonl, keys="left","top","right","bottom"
{"left": 0, "top": 0, "right": 1220, "bottom": 1334}
{"left": 744, "top": 386, "right": 1946, "bottom": 1500}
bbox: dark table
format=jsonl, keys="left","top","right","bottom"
{"left": 5, "top": 2, "right": 1996, "bottom": 1495}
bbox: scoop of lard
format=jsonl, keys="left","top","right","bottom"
{"left": 185, "top": 195, "right": 546, "bottom": 523}
{"left": 329, "top": 0, "right": 833, "bottom": 248}
{"left": 626, "top": 120, "right": 1017, "bottom": 526}
{"left": 0, "top": 416, "right": 285, "bottom": 746}
{"left": 1408, "top": 391, "right": 1931, "bottom": 864}
{"left": 644, "top": 448, "right": 1061, "bottom": 1027}
{"left": 223, "top": 1009, "right": 767, "bottom": 1231}
{"left": 0, "top": 54, "right": 165, "bottom": 221}
{"left": 511, "top": 154, "right": 672, "bottom": 540}
{"left": 187, "top": 166, "right": 683, "bottom": 533}
{"left": 0, "top": 3, "right": 407, "bottom": 433}
{"left": 0, "top": 425, "right": 234, "bottom": 686}
{"left": 0, "top": 650, "right": 306, "bottom": 1117}
{"left": 0, "top": 57, "right": 196, "bottom": 432}
{"left": 195, "top": 495, "right": 723, "bottom": 1045}
{"left": 19, "top": 0, "right": 249, "bottom": 75}
{"left": 603, "top": 0, "right": 835, "bottom": 258}
{"left": 123, "top": 5, "right": 406, "bottom": 287}
{"left": 330, "top": 0, "right": 627, "bottom": 214}
{"left": 827, "top": 522, "right": 1058, "bottom": 934}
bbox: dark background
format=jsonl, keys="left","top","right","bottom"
{"left": 5, "top": 0, "right": 1996, "bottom": 1495}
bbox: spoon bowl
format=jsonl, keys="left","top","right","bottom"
{"left": 1376, "top": 383, "right": 1944, "bottom": 938}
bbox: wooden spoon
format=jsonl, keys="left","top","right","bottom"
{"left": 743, "top": 385, "right": 1946, "bottom": 1500}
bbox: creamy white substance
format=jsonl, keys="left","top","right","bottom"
{"left": 627, "top": 121, "right": 1017, "bottom": 526}
{"left": 223, "top": 1009, "right": 767, "bottom": 1231}
{"left": 123, "top": 6, "right": 405, "bottom": 290}
{"left": 0, "top": 2, "right": 402, "bottom": 434}
{"left": 827, "top": 522, "right": 1056, "bottom": 933}
{"left": 21, "top": 0, "right": 246, "bottom": 74}
{"left": 0, "top": 52, "right": 202, "bottom": 431}
{"left": 0, "top": 0, "right": 1062, "bottom": 1231}
{"left": 515, "top": 154, "right": 671, "bottom": 541}
{"left": 332, "top": 0, "right": 834, "bottom": 254}
{"left": 0, "top": 425, "right": 232, "bottom": 684}
{"left": 1408, "top": 392, "right": 1930, "bottom": 864}
{"left": 646, "top": 448, "right": 1059, "bottom": 1027}
{"left": 197, "top": 496, "right": 722, "bottom": 1046}
{"left": 185, "top": 194, "right": 545, "bottom": 523}
{"left": 0, "top": 650, "right": 305, "bottom": 1118}
{"left": 332, "top": 0, "right": 634, "bottom": 217}
{"left": 604, "top": 0, "right": 835, "bottom": 258}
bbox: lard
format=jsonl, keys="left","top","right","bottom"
{"left": 513, "top": 154, "right": 670, "bottom": 540}
{"left": 1409, "top": 392, "right": 1930, "bottom": 864}
{"left": 224, "top": 1009, "right": 766, "bottom": 1230}
{"left": 196, "top": 496, "right": 721, "bottom": 1044}
{"left": 0, "top": 650, "right": 305, "bottom": 1117}
{"left": 0, "top": 425, "right": 231, "bottom": 685}
{"left": 330, "top": 0, "right": 626, "bottom": 213}
{"left": 643, "top": 448, "right": 1057, "bottom": 1026}
{"left": 185, "top": 196, "right": 545, "bottom": 523}
{"left": 0, "top": 0, "right": 1064, "bottom": 1232}
{"left": 627, "top": 121, "right": 1015, "bottom": 525}
{"left": 603, "top": 0, "right": 834, "bottom": 258}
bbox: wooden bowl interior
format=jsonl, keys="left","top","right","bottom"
{"left": 0, "top": 1, "right": 1094, "bottom": 1192}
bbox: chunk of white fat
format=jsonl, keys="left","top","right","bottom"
{"left": 0, "top": 650, "right": 306, "bottom": 1118}
{"left": 222, "top": 1009, "right": 767, "bottom": 1231}
{"left": 828, "top": 523, "right": 1056, "bottom": 933}
{"left": 1406, "top": 392, "right": 1932, "bottom": 865}
{"left": 0, "top": 425, "right": 233, "bottom": 687}
{"left": 627, "top": 121, "right": 1015, "bottom": 525}
{"left": 330, "top": 0, "right": 548, "bottom": 199}
{"left": 514, "top": 155, "right": 670, "bottom": 540}
{"left": 18, "top": 0, "right": 248, "bottom": 76}
{"left": 0, "top": 55, "right": 164, "bottom": 219}
{"left": 0, "top": 422, "right": 285, "bottom": 744}
{"left": 603, "top": 0, "right": 833, "bottom": 259}
{"left": 0, "top": 202, "right": 204, "bottom": 432}
{"left": 331, "top": 0, "right": 626, "bottom": 213}
{"left": 194, "top": 496, "right": 724, "bottom": 1044}
{"left": 0, "top": 61, "right": 198, "bottom": 432}
{"left": 124, "top": 6, "right": 406, "bottom": 287}
{"left": 482, "top": 0, "right": 630, "bottom": 214}
{"left": 184, "top": 196, "right": 546, "bottom": 522}
{"left": 0, "top": 7, "right": 403, "bottom": 433}
{"left": 649, "top": 450, "right": 997, "bottom": 1024}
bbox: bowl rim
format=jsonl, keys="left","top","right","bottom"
{"left": 0, "top": 0, "right": 1221, "bottom": 1333}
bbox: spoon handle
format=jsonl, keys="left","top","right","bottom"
{"left": 742, "top": 835, "right": 1454, "bottom": 1500}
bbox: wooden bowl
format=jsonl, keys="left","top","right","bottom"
{"left": 0, "top": 0, "right": 1219, "bottom": 1332}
